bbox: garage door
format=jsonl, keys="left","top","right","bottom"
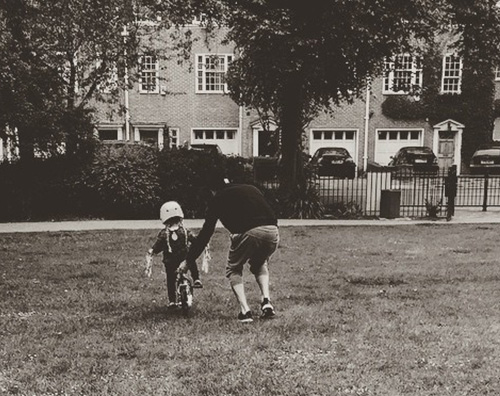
{"left": 375, "top": 129, "right": 422, "bottom": 165}
{"left": 310, "top": 129, "right": 358, "bottom": 163}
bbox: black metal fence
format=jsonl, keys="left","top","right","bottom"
{"left": 256, "top": 164, "right": 500, "bottom": 218}
{"left": 314, "top": 171, "right": 448, "bottom": 218}
{"left": 455, "top": 173, "right": 500, "bottom": 210}
{"left": 257, "top": 171, "right": 450, "bottom": 219}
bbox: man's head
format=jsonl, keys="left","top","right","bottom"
{"left": 206, "top": 169, "right": 229, "bottom": 192}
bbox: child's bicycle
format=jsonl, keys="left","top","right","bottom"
{"left": 175, "top": 269, "right": 194, "bottom": 312}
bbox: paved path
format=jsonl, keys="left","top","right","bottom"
{"left": 1, "top": 208, "right": 500, "bottom": 233}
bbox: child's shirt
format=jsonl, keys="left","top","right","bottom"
{"left": 151, "top": 226, "right": 196, "bottom": 263}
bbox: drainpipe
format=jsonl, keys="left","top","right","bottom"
{"left": 363, "top": 78, "right": 371, "bottom": 172}
{"left": 122, "top": 26, "right": 130, "bottom": 141}
{"left": 238, "top": 106, "right": 243, "bottom": 156}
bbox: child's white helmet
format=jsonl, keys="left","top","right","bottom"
{"left": 160, "top": 201, "right": 184, "bottom": 224}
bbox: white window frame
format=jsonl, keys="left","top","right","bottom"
{"left": 139, "top": 55, "right": 159, "bottom": 93}
{"left": 383, "top": 54, "right": 423, "bottom": 95}
{"left": 192, "top": 129, "right": 237, "bottom": 141}
{"left": 495, "top": 67, "right": 500, "bottom": 81}
{"left": 441, "top": 54, "right": 463, "bottom": 94}
{"left": 168, "top": 127, "right": 180, "bottom": 148}
{"left": 196, "top": 54, "right": 233, "bottom": 93}
{"left": 191, "top": 13, "right": 207, "bottom": 25}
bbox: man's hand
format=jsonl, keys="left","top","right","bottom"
{"left": 145, "top": 252, "right": 153, "bottom": 277}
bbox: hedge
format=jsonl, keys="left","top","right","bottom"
{"left": 0, "top": 144, "right": 253, "bottom": 222}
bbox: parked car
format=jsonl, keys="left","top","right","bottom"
{"left": 469, "top": 145, "right": 500, "bottom": 175}
{"left": 189, "top": 144, "right": 223, "bottom": 155}
{"left": 310, "top": 147, "right": 356, "bottom": 178}
{"left": 388, "top": 146, "right": 439, "bottom": 177}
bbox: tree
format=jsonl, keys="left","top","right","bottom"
{"left": 221, "top": 0, "right": 500, "bottom": 189}
{"left": 0, "top": 0, "right": 202, "bottom": 160}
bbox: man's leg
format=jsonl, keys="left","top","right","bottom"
{"left": 227, "top": 234, "right": 254, "bottom": 322}
{"left": 254, "top": 263, "right": 270, "bottom": 301}
{"left": 229, "top": 274, "right": 251, "bottom": 314}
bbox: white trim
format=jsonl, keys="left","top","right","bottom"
{"left": 432, "top": 119, "right": 463, "bottom": 174}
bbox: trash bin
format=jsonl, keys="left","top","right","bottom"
{"left": 380, "top": 189, "right": 401, "bottom": 219}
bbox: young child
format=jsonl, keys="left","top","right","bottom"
{"left": 145, "top": 201, "right": 202, "bottom": 309}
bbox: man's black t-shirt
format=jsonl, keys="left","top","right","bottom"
{"left": 186, "top": 184, "right": 277, "bottom": 261}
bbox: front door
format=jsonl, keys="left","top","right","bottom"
{"left": 438, "top": 130, "right": 455, "bottom": 170}
{"left": 258, "top": 129, "right": 279, "bottom": 157}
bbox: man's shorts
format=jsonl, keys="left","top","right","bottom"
{"left": 226, "top": 225, "right": 279, "bottom": 278}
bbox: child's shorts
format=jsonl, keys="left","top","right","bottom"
{"left": 226, "top": 225, "right": 279, "bottom": 278}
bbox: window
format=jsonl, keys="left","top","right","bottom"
{"left": 196, "top": 54, "right": 233, "bottom": 93}
{"left": 192, "top": 128, "right": 239, "bottom": 155}
{"left": 193, "top": 130, "right": 238, "bottom": 140}
{"left": 139, "top": 55, "right": 159, "bottom": 93}
{"left": 311, "top": 130, "right": 355, "bottom": 140}
{"left": 98, "top": 129, "right": 118, "bottom": 140}
{"left": 168, "top": 128, "right": 179, "bottom": 148}
{"left": 377, "top": 130, "right": 421, "bottom": 141}
{"left": 192, "top": 13, "right": 206, "bottom": 25}
{"left": 383, "top": 55, "right": 423, "bottom": 94}
{"left": 441, "top": 54, "right": 462, "bottom": 94}
{"left": 495, "top": 67, "right": 500, "bottom": 81}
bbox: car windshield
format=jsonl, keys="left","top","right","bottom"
{"left": 404, "top": 147, "right": 432, "bottom": 154}
{"left": 474, "top": 149, "right": 500, "bottom": 157}
{"left": 318, "top": 148, "right": 348, "bottom": 156}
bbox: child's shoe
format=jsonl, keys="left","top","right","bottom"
{"left": 260, "top": 298, "right": 276, "bottom": 319}
{"left": 193, "top": 279, "right": 203, "bottom": 288}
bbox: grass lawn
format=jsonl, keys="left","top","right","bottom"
{"left": 1, "top": 224, "right": 500, "bottom": 396}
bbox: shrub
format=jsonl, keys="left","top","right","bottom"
{"left": 381, "top": 95, "right": 426, "bottom": 120}
{"left": 0, "top": 157, "right": 92, "bottom": 221}
{"left": 326, "top": 201, "right": 363, "bottom": 219}
{"left": 84, "top": 143, "right": 161, "bottom": 219}
{"left": 268, "top": 182, "right": 324, "bottom": 219}
{"left": 425, "top": 198, "right": 442, "bottom": 219}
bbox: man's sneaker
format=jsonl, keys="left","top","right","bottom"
{"left": 167, "top": 302, "right": 178, "bottom": 309}
{"left": 261, "top": 299, "right": 276, "bottom": 319}
{"left": 237, "top": 311, "right": 253, "bottom": 323}
{"left": 193, "top": 279, "right": 203, "bottom": 289}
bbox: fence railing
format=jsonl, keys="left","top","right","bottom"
{"left": 258, "top": 171, "right": 450, "bottom": 218}
{"left": 256, "top": 164, "right": 500, "bottom": 218}
{"left": 455, "top": 174, "right": 500, "bottom": 209}
{"left": 315, "top": 172, "right": 448, "bottom": 218}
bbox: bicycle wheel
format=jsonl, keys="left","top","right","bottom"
{"left": 178, "top": 279, "right": 193, "bottom": 310}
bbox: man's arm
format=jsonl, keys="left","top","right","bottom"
{"left": 186, "top": 215, "right": 217, "bottom": 261}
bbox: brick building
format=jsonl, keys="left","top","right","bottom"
{"left": 89, "top": 24, "right": 500, "bottom": 175}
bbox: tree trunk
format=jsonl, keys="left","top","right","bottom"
{"left": 278, "top": 73, "right": 306, "bottom": 192}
